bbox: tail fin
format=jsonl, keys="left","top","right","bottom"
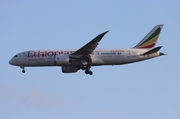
{"left": 134, "top": 24, "right": 163, "bottom": 49}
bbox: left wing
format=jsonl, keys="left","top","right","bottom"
{"left": 70, "top": 31, "right": 109, "bottom": 65}
{"left": 71, "top": 31, "right": 109, "bottom": 58}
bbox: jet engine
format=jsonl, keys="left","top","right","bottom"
{"left": 55, "top": 54, "right": 70, "bottom": 65}
{"left": 61, "top": 66, "right": 78, "bottom": 73}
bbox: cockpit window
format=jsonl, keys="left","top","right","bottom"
{"left": 14, "top": 55, "right": 18, "bottom": 57}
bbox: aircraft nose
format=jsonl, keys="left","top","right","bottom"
{"left": 9, "top": 58, "right": 17, "bottom": 65}
{"left": 9, "top": 58, "right": 13, "bottom": 65}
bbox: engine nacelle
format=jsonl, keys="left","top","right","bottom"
{"left": 55, "top": 54, "right": 70, "bottom": 65}
{"left": 61, "top": 66, "right": 78, "bottom": 73}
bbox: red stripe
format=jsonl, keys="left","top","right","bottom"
{"left": 139, "top": 43, "right": 155, "bottom": 48}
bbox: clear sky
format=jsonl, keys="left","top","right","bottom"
{"left": 1, "top": 0, "right": 180, "bottom": 119}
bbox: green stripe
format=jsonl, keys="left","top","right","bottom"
{"left": 140, "top": 27, "right": 161, "bottom": 45}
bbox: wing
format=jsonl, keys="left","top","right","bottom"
{"left": 70, "top": 31, "right": 109, "bottom": 65}
{"left": 71, "top": 30, "right": 109, "bottom": 58}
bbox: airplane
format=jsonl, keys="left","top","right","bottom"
{"left": 9, "top": 24, "right": 165, "bottom": 75}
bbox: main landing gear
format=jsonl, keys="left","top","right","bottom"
{"left": 78, "top": 66, "right": 93, "bottom": 75}
{"left": 20, "top": 66, "right": 25, "bottom": 73}
{"left": 85, "top": 70, "right": 93, "bottom": 75}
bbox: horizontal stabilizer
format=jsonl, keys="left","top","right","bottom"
{"left": 143, "top": 46, "right": 162, "bottom": 55}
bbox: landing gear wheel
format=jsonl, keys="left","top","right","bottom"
{"left": 83, "top": 66, "right": 93, "bottom": 75}
{"left": 89, "top": 71, "right": 93, "bottom": 75}
{"left": 22, "top": 70, "right": 25, "bottom": 73}
{"left": 20, "top": 66, "right": 25, "bottom": 73}
{"left": 85, "top": 70, "right": 93, "bottom": 75}
{"left": 85, "top": 70, "right": 89, "bottom": 74}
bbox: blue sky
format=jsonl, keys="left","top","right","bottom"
{"left": 1, "top": 0, "right": 180, "bottom": 119}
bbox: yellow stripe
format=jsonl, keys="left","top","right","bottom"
{"left": 139, "top": 36, "right": 158, "bottom": 48}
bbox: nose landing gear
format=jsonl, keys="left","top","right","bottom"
{"left": 20, "top": 66, "right": 25, "bottom": 73}
{"left": 22, "top": 70, "right": 25, "bottom": 73}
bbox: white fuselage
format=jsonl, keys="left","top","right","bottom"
{"left": 9, "top": 48, "right": 161, "bottom": 67}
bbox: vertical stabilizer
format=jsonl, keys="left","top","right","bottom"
{"left": 134, "top": 24, "right": 163, "bottom": 49}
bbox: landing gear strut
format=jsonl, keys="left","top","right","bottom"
{"left": 20, "top": 66, "right": 25, "bottom": 73}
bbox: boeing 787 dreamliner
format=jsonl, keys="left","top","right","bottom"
{"left": 9, "top": 24, "right": 165, "bottom": 75}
